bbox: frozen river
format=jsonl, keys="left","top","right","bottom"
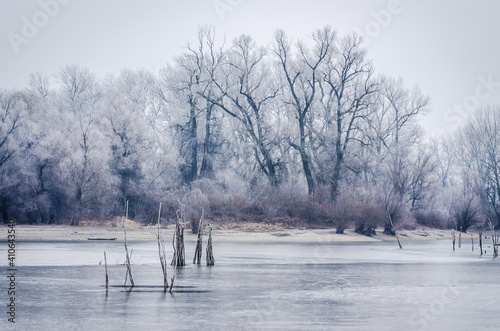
{"left": 1, "top": 239, "right": 499, "bottom": 330}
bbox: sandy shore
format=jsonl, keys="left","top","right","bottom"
{"left": 1, "top": 223, "right": 457, "bottom": 243}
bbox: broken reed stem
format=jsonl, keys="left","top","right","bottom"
{"left": 124, "top": 200, "right": 134, "bottom": 287}
{"left": 179, "top": 203, "right": 186, "bottom": 265}
{"left": 389, "top": 214, "right": 402, "bottom": 249}
{"left": 495, "top": 233, "right": 499, "bottom": 259}
{"left": 170, "top": 275, "right": 175, "bottom": 294}
{"left": 486, "top": 217, "right": 498, "bottom": 258}
{"left": 104, "top": 251, "right": 108, "bottom": 290}
{"left": 193, "top": 209, "right": 204, "bottom": 264}
{"left": 452, "top": 230, "right": 456, "bottom": 251}
{"left": 479, "top": 226, "right": 483, "bottom": 256}
{"left": 125, "top": 249, "right": 134, "bottom": 286}
{"left": 157, "top": 203, "right": 168, "bottom": 293}
{"left": 206, "top": 224, "right": 215, "bottom": 266}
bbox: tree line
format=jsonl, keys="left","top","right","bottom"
{"left": 1, "top": 26, "right": 498, "bottom": 233}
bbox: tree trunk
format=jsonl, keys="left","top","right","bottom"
{"left": 199, "top": 103, "right": 213, "bottom": 178}
{"left": 265, "top": 158, "right": 278, "bottom": 186}
{"left": 330, "top": 112, "right": 344, "bottom": 202}
{"left": 301, "top": 151, "right": 314, "bottom": 196}
{"left": 181, "top": 102, "right": 198, "bottom": 184}
{"left": 188, "top": 105, "right": 198, "bottom": 183}
{"left": 71, "top": 187, "right": 82, "bottom": 226}
{"left": 330, "top": 155, "right": 342, "bottom": 202}
{"left": 383, "top": 222, "right": 396, "bottom": 235}
{"left": 38, "top": 163, "right": 46, "bottom": 193}
{"left": 257, "top": 143, "right": 279, "bottom": 187}
{"left": 298, "top": 118, "right": 314, "bottom": 195}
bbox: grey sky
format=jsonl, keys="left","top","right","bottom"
{"left": 1, "top": 0, "right": 500, "bottom": 137}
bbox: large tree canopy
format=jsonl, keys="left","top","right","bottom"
{"left": 2, "top": 26, "right": 496, "bottom": 233}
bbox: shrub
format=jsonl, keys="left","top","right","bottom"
{"left": 184, "top": 188, "right": 210, "bottom": 233}
{"left": 354, "top": 204, "right": 386, "bottom": 236}
{"left": 413, "top": 210, "right": 447, "bottom": 229}
{"left": 451, "top": 193, "right": 483, "bottom": 232}
{"left": 331, "top": 191, "right": 360, "bottom": 234}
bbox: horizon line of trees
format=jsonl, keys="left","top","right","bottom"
{"left": 1, "top": 26, "right": 499, "bottom": 234}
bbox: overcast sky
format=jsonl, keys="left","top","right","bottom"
{"left": 2, "top": 0, "right": 500, "bottom": 137}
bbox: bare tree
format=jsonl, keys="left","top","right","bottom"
{"left": 0, "top": 91, "right": 28, "bottom": 170}
{"left": 207, "top": 34, "right": 283, "bottom": 186}
{"left": 158, "top": 26, "right": 224, "bottom": 183}
{"left": 56, "top": 65, "right": 113, "bottom": 225}
{"left": 317, "top": 34, "right": 377, "bottom": 201}
{"left": 456, "top": 105, "right": 500, "bottom": 228}
{"left": 21, "top": 83, "right": 65, "bottom": 224}
{"left": 273, "top": 26, "right": 335, "bottom": 195}
{"left": 368, "top": 76, "right": 430, "bottom": 232}
{"left": 0, "top": 26, "right": 458, "bottom": 230}
{"left": 431, "top": 135, "right": 455, "bottom": 188}
{"left": 451, "top": 171, "right": 483, "bottom": 232}
{"left": 196, "top": 27, "right": 225, "bottom": 179}
{"left": 101, "top": 68, "right": 158, "bottom": 219}
{"left": 57, "top": 65, "right": 101, "bottom": 113}
{"left": 0, "top": 90, "right": 33, "bottom": 221}
{"left": 408, "top": 146, "right": 438, "bottom": 210}
{"left": 28, "top": 72, "right": 50, "bottom": 99}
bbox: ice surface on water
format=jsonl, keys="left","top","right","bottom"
{"left": 0, "top": 240, "right": 498, "bottom": 330}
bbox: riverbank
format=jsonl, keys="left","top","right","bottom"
{"left": 1, "top": 223, "right": 458, "bottom": 243}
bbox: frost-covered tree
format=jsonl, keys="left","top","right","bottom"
{"left": 55, "top": 65, "right": 115, "bottom": 225}
{"left": 0, "top": 90, "right": 36, "bottom": 221}
{"left": 316, "top": 34, "right": 377, "bottom": 201}
{"left": 273, "top": 26, "right": 335, "bottom": 195}
{"left": 158, "top": 26, "right": 225, "bottom": 184}
{"left": 101, "top": 69, "right": 158, "bottom": 218}
{"left": 208, "top": 34, "right": 284, "bottom": 187}
{"left": 456, "top": 105, "right": 500, "bottom": 227}
{"left": 368, "top": 76, "right": 430, "bottom": 232}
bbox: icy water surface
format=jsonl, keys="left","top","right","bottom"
{"left": 1, "top": 239, "right": 499, "bottom": 330}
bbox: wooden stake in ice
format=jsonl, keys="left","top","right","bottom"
{"left": 104, "top": 250, "right": 109, "bottom": 290}
{"left": 487, "top": 217, "right": 498, "bottom": 258}
{"left": 171, "top": 203, "right": 186, "bottom": 267}
{"left": 124, "top": 200, "right": 134, "bottom": 287}
{"left": 157, "top": 203, "right": 168, "bottom": 293}
{"left": 452, "top": 230, "right": 456, "bottom": 252}
{"left": 206, "top": 224, "right": 215, "bottom": 266}
{"left": 389, "top": 214, "right": 402, "bottom": 249}
{"left": 193, "top": 210, "right": 204, "bottom": 264}
{"left": 479, "top": 226, "right": 483, "bottom": 256}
